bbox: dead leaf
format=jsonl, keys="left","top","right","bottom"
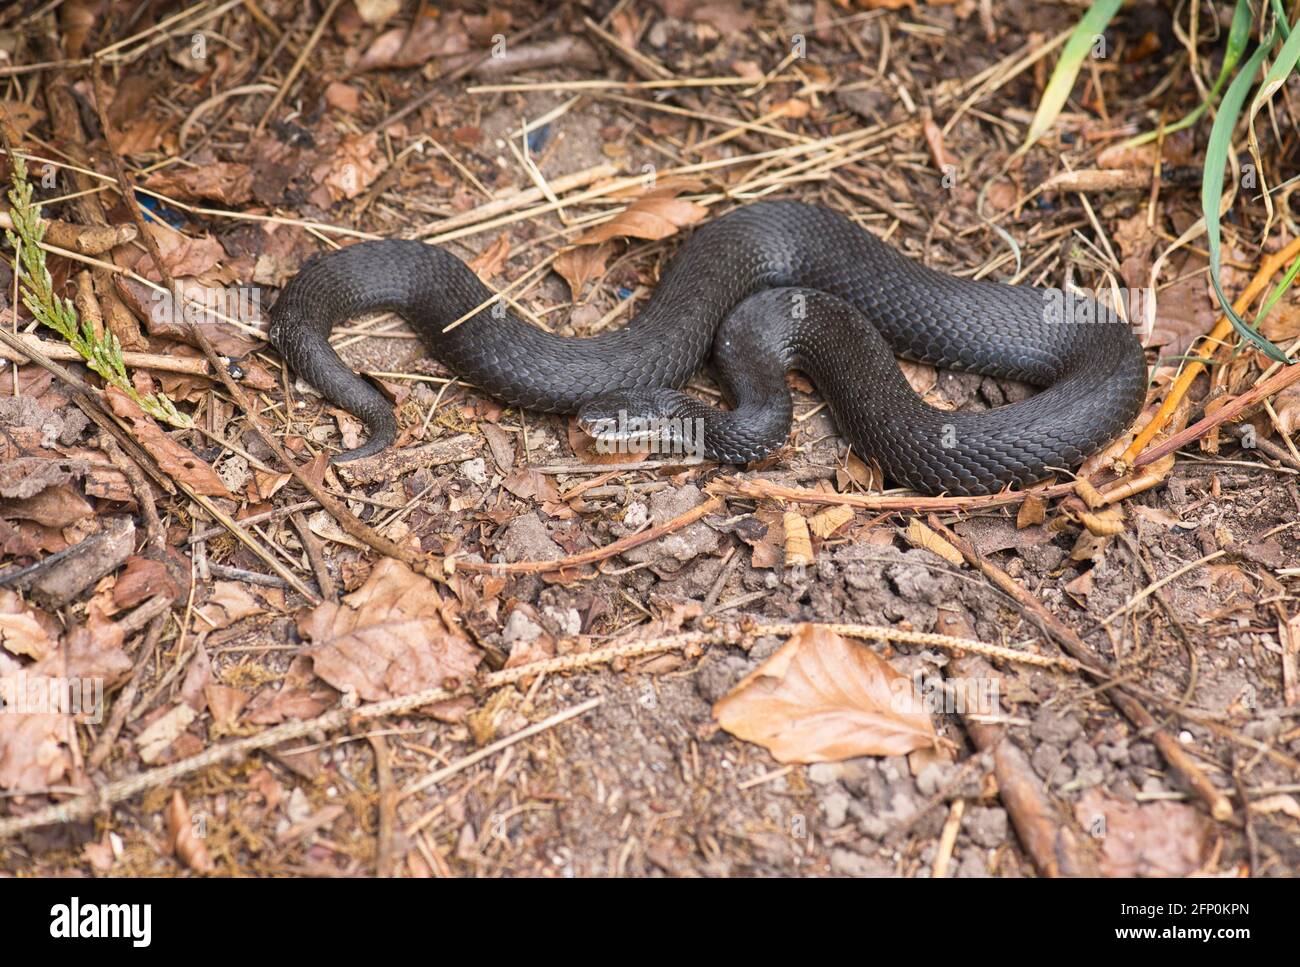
{"left": 166, "top": 790, "right": 214, "bottom": 874}
{"left": 199, "top": 582, "right": 264, "bottom": 630}
{"left": 357, "top": 7, "right": 468, "bottom": 72}
{"left": 204, "top": 684, "right": 249, "bottom": 731}
{"left": 277, "top": 803, "right": 345, "bottom": 846}
{"left": 732, "top": 508, "right": 782, "bottom": 569}
{"left": 179, "top": 644, "right": 213, "bottom": 713}
{"left": 553, "top": 244, "right": 610, "bottom": 300}
{"left": 0, "top": 698, "right": 74, "bottom": 793}
{"left": 713, "top": 624, "right": 938, "bottom": 762}
{"left": 113, "top": 556, "right": 183, "bottom": 609}
{"left": 0, "top": 484, "right": 93, "bottom": 528}
{"left": 0, "top": 590, "right": 59, "bottom": 660}
{"left": 480, "top": 423, "right": 516, "bottom": 471}
{"left": 1064, "top": 567, "right": 1094, "bottom": 603}
{"left": 905, "top": 519, "right": 964, "bottom": 566}
{"left": 137, "top": 703, "right": 198, "bottom": 763}
{"left": 299, "top": 559, "right": 481, "bottom": 701}
{"left": 576, "top": 195, "right": 707, "bottom": 246}
{"left": 808, "top": 505, "right": 854, "bottom": 538}
{"left": 105, "top": 387, "right": 232, "bottom": 497}
{"left": 142, "top": 224, "right": 227, "bottom": 279}
{"left": 325, "top": 81, "right": 361, "bottom": 113}
{"left": 82, "top": 832, "right": 118, "bottom": 873}
{"left": 243, "top": 656, "right": 334, "bottom": 725}
{"left": 468, "top": 234, "right": 511, "bottom": 280}
{"left": 654, "top": 0, "right": 756, "bottom": 31}
{"left": 502, "top": 468, "right": 561, "bottom": 503}
{"left": 1075, "top": 788, "right": 1212, "bottom": 877}
{"left": 0, "top": 100, "right": 44, "bottom": 138}
{"left": 0, "top": 457, "right": 89, "bottom": 501}
{"left": 837, "top": 450, "right": 882, "bottom": 491}
{"left": 783, "top": 511, "right": 813, "bottom": 567}
{"left": 311, "top": 132, "right": 385, "bottom": 203}
{"left": 354, "top": 0, "right": 401, "bottom": 27}
{"left": 0, "top": 609, "right": 130, "bottom": 793}
{"left": 1017, "top": 495, "right": 1046, "bottom": 528}
{"left": 143, "top": 162, "right": 254, "bottom": 206}
{"left": 1078, "top": 506, "right": 1125, "bottom": 537}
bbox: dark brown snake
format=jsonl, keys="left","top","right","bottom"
{"left": 267, "top": 201, "right": 1148, "bottom": 495}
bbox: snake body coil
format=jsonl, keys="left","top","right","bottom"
{"left": 268, "top": 201, "right": 1147, "bottom": 495}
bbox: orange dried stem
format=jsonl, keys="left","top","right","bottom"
{"left": 1122, "top": 234, "right": 1300, "bottom": 463}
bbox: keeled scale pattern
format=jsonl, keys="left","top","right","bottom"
{"left": 268, "top": 201, "right": 1148, "bottom": 494}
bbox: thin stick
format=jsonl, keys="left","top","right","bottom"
{"left": 1122, "top": 234, "right": 1300, "bottom": 463}
{"left": 1133, "top": 359, "right": 1300, "bottom": 469}
{"left": 291, "top": 510, "right": 336, "bottom": 601}
{"left": 0, "top": 618, "right": 1020, "bottom": 839}
{"left": 709, "top": 475, "right": 1078, "bottom": 512}
{"left": 369, "top": 735, "right": 397, "bottom": 878}
{"left": 400, "top": 698, "right": 603, "bottom": 798}
{"left": 255, "top": 0, "right": 346, "bottom": 133}
{"left": 466, "top": 75, "right": 806, "bottom": 94}
{"left": 0, "top": 333, "right": 217, "bottom": 376}
{"left": 450, "top": 496, "right": 724, "bottom": 574}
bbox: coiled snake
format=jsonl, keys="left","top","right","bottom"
{"left": 268, "top": 201, "right": 1147, "bottom": 495}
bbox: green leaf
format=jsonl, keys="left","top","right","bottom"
{"left": 1202, "top": 29, "right": 1292, "bottom": 363}
{"left": 1273, "top": 0, "right": 1292, "bottom": 39}
{"left": 1253, "top": 250, "right": 1300, "bottom": 331}
{"left": 1018, "top": 0, "right": 1124, "bottom": 154}
{"left": 4, "top": 149, "right": 192, "bottom": 427}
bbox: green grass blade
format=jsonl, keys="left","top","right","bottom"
{"left": 1017, "top": 0, "right": 1124, "bottom": 154}
{"left": 1202, "top": 30, "right": 1292, "bottom": 363}
{"left": 1273, "top": 0, "right": 1291, "bottom": 39}
{"left": 1253, "top": 250, "right": 1300, "bottom": 330}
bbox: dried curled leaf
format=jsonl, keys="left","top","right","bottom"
{"left": 105, "top": 387, "right": 230, "bottom": 497}
{"left": 166, "top": 790, "right": 214, "bottom": 874}
{"left": 782, "top": 512, "right": 813, "bottom": 567}
{"left": 553, "top": 244, "right": 610, "bottom": 301}
{"left": 299, "top": 559, "right": 482, "bottom": 700}
{"left": 713, "top": 624, "right": 937, "bottom": 763}
{"left": 905, "top": 519, "right": 963, "bottom": 566}
{"left": 576, "top": 194, "right": 707, "bottom": 246}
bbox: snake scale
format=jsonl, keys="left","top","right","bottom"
{"left": 268, "top": 201, "right": 1148, "bottom": 495}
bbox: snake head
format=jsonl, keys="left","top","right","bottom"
{"left": 577, "top": 390, "right": 704, "bottom": 460}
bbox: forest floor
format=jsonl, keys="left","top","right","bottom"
{"left": 0, "top": 0, "right": 1298, "bottom": 877}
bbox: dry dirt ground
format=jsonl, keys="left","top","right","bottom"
{"left": 0, "top": 0, "right": 1298, "bottom": 878}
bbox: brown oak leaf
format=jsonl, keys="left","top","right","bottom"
{"left": 713, "top": 624, "right": 938, "bottom": 762}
